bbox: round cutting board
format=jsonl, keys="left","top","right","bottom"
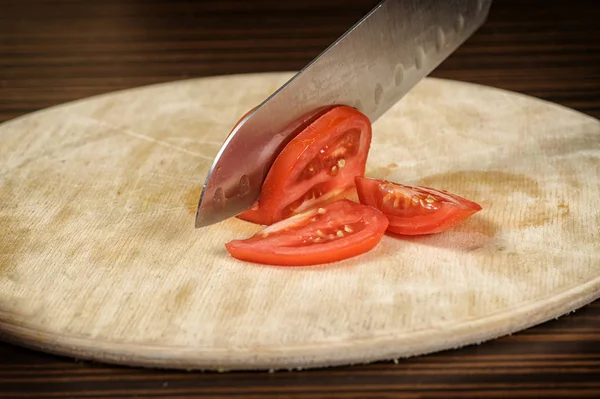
{"left": 0, "top": 73, "right": 599, "bottom": 371}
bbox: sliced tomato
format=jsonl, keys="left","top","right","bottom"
{"left": 226, "top": 199, "right": 388, "bottom": 266}
{"left": 355, "top": 176, "right": 482, "bottom": 235}
{"left": 237, "top": 105, "right": 372, "bottom": 226}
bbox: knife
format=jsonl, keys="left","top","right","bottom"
{"left": 195, "top": 0, "right": 492, "bottom": 228}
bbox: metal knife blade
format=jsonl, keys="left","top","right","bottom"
{"left": 195, "top": 0, "right": 492, "bottom": 228}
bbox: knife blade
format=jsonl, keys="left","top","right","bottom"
{"left": 195, "top": 0, "right": 492, "bottom": 228}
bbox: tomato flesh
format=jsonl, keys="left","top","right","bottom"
{"left": 226, "top": 199, "right": 388, "bottom": 266}
{"left": 237, "top": 105, "right": 372, "bottom": 226}
{"left": 355, "top": 176, "right": 482, "bottom": 235}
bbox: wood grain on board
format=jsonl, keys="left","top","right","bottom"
{"left": 1, "top": 0, "right": 599, "bottom": 398}
{"left": 1, "top": 72, "right": 598, "bottom": 370}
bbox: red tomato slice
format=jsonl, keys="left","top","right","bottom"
{"left": 355, "top": 176, "right": 482, "bottom": 235}
{"left": 226, "top": 199, "right": 388, "bottom": 266}
{"left": 237, "top": 105, "right": 372, "bottom": 226}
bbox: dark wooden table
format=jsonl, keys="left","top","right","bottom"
{"left": 1, "top": 0, "right": 599, "bottom": 397}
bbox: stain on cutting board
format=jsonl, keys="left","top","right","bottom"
{"left": 162, "top": 281, "right": 196, "bottom": 314}
{"left": 0, "top": 179, "right": 42, "bottom": 277}
{"left": 418, "top": 170, "right": 563, "bottom": 230}
{"left": 419, "top": 170, "right": 541, "bottom": 198}
{"left": 183, "top": 185, "right": 202, "bottom": 215}
{"left": 0, "top": 215, "right": 32, "bottom": 276}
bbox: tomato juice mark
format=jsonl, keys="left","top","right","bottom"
{"left": 182, "top": 185, "right": 203, "bottom": 215}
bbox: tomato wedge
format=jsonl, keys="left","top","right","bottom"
{"left": 226, "top": 199, "right": 388, "bottom": 266}
{"left": 237, "top": 105, "right": 372, "bottom": 226}
{"left": 355, "top": 176, "right": 482, "bottom": 235}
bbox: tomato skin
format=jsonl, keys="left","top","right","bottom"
{"left": 234, "top": 201, "right": 263, "bottom": 224}
{"left": 226, "top": 200, "right": 388, "bottom": 266}
{"left": 355, "top": 176, "right": 482, "bottom": 235}
{"left": 237, "top": 105, "right": 372, "bottom": 226}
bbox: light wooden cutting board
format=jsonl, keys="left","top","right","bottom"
{"left": 0, "top": 72, "right": 599, "bottom": 371}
